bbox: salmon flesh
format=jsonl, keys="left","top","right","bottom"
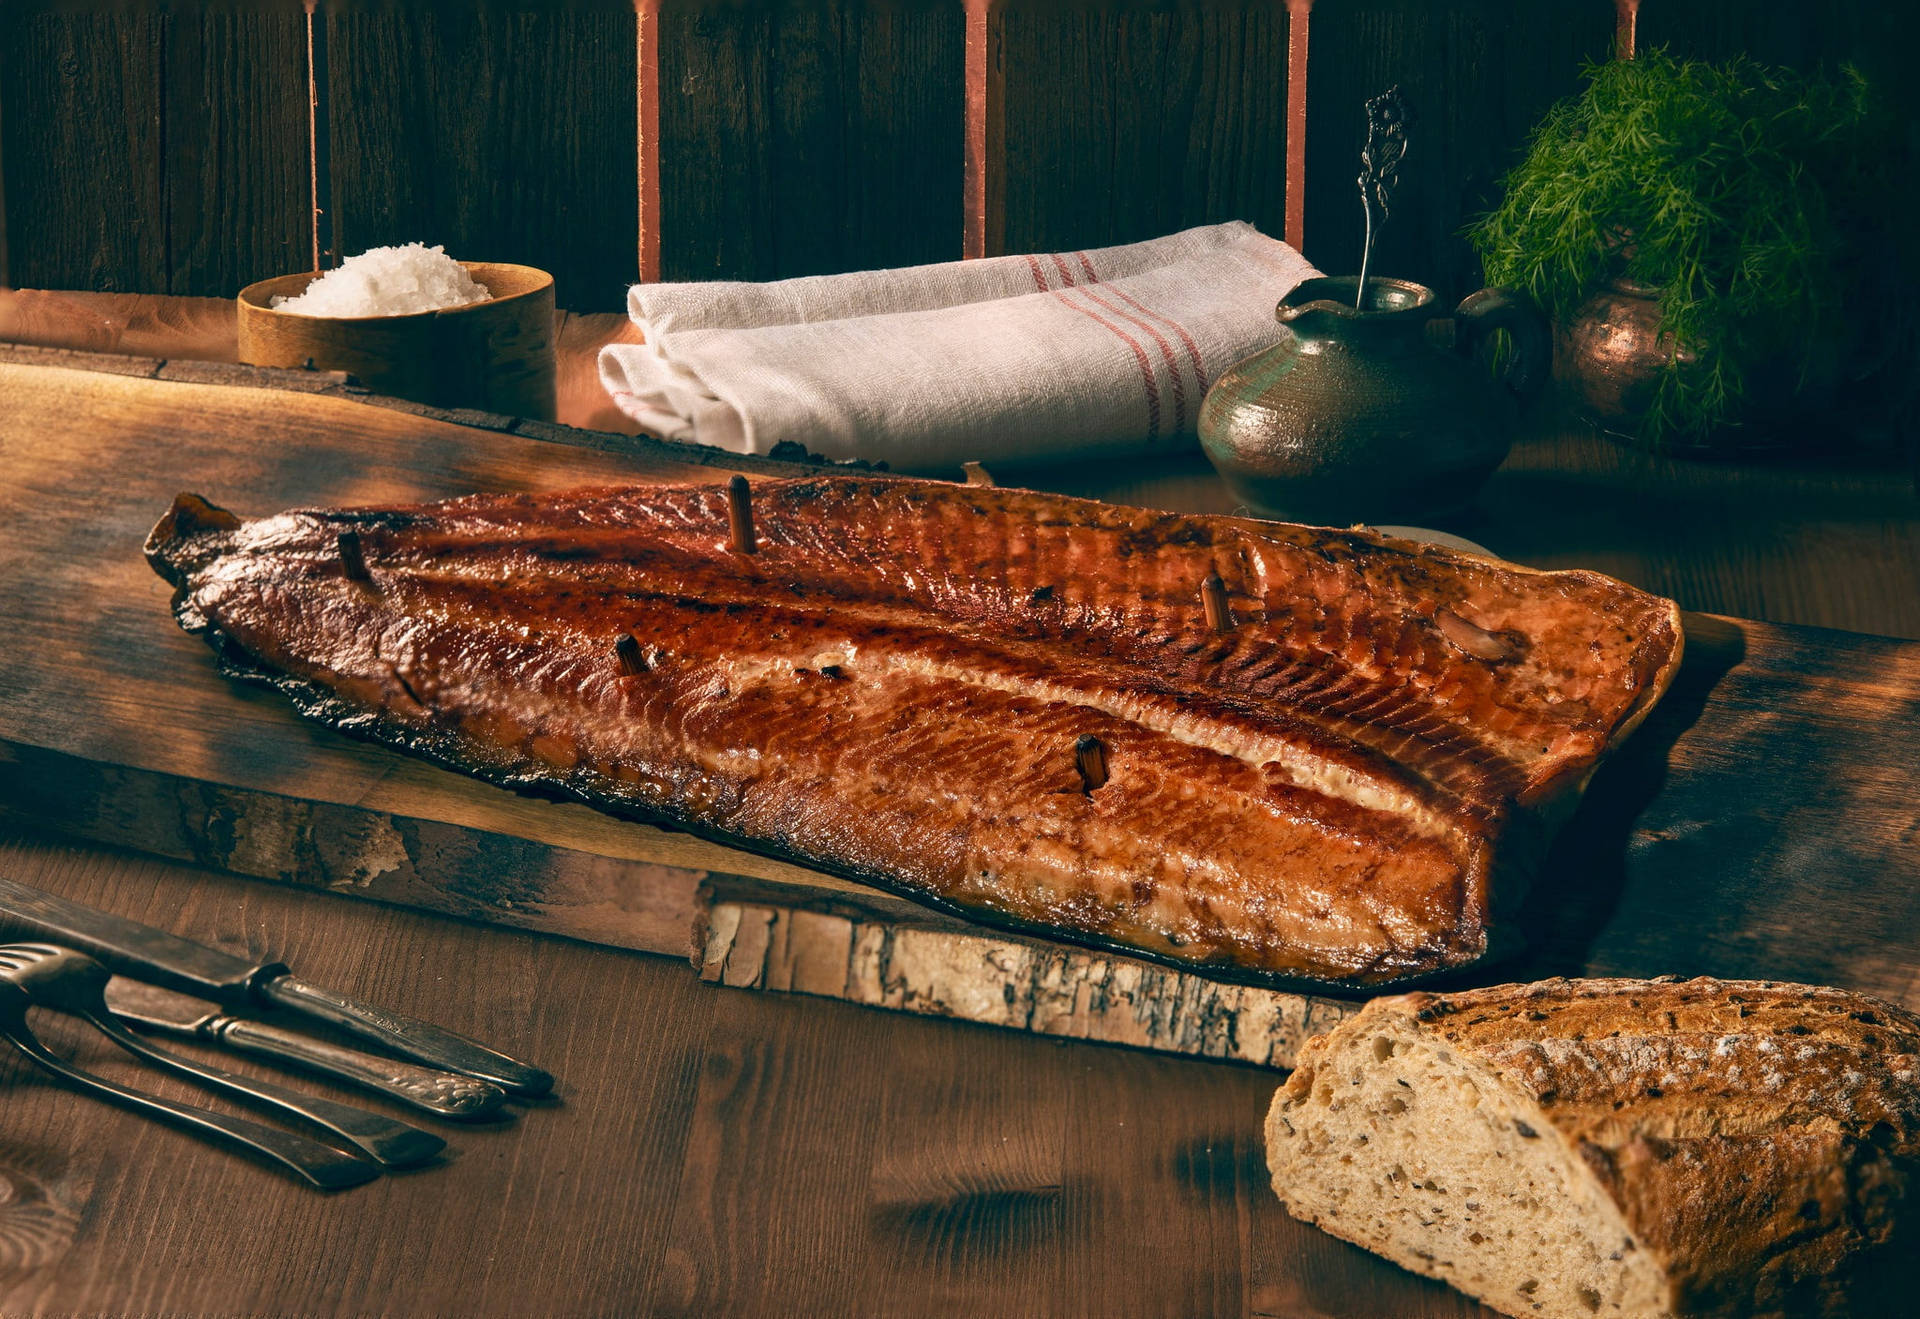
{"left": 146, "top": 478, "right": 1683, "bottom": 990}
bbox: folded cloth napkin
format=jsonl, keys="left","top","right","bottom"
{"left": 598, "top": 221, "right": 1318, "bottom": 472}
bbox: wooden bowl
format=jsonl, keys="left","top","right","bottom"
{"left": 237, "top": 262, "right": 557, "bottom": 421}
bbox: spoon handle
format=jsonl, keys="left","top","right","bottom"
{"left": 208, "top": 1015, "right": 507, "bottom": 1120}
{"left": 0, "top": 1025, "right": 378, "bottom": 1191}
{"left": 87, "top": 1010, "right": 445, "bottom": 1169}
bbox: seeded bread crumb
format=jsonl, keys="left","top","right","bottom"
{"left": 1264, "top": 977, "right": 1920, "bottom": 1318}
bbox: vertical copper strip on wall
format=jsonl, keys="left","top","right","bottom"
{"left": 636, "top": 0, "right": 661, "bottom": 282}
{"left": 304, "top": 1, "right": 322, "bottom": 270}
{"left": 1284, "top": 0, "right": 1312, "bottom": 252}
{"left": 963, "top": 0, "right": 994, "bottom": 259}
{"left": 1615, "top": 0, "right": 1640, "bottom": 58}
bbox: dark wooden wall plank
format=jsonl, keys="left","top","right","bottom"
{"left": 656, "top": 0, "right": 965, "bottom": 282}
{"left": 1636, "top": 0, "right": 1920, "bottom": 135}
{"left": 0, "top": 3, "right": 167, "bottom": 292}
{"left": 1302, "top": 0, "right": 1614, "bottom": 301}
{"left": 1637, "top": 0, "right": 1916, "bottom": 72}
{"left": 164, "top": 2, "right": 311, "bottom": 295}
{"left": 993, "top": 0, "right": 1289, "bottom": 258}
{"left": 323, "top": 1, "right": 639, "bottom": 312}
{"left": 0, "top": 2, "right": 308, "bottom": 298}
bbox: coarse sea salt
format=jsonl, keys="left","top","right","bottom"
{"left": 272, "top": 243, "right": 491, "bottom": 317}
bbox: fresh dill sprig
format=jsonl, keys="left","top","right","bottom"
{"left": 1468, "top": 50, "right": 1908, "bottom": 450}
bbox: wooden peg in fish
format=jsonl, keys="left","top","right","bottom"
{"left": 726, "top": 475, "right": 756, "bottom": 554}
{"left": 613, "top": 633, "right": 647, "bottom": 675}
{"left": 1202, "top": 572, "right": 1233, "bottom": 633}
{"left": 337, "top": 530, "right": 371, "bottom": 583}
{"left": 962, "top": 461, "right": 995, "bottom": 487}
{"left": 1075, "top": 734, "right": 1109, "bottom": 793}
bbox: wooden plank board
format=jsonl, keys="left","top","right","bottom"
{"left": 0, "top": 357, "right": 1345, "bottom": 1066}
{"left": 0, "top": 1, "right": 167, "bottom": 292}
{"left": 162, "top": 0, "right": 312, "bottom": 294}
{"left": 655, "top": 0, "right": 965, "bottom": 281}
{"left": 0, "top": 1, "right": 310, "bottom": 297}
{"left": 2, "top": 357, "right": 1916, "bottom": 1082}
{"left": 322, "top": 0, "right": 640, "bottom": 311}
{"left": 992, "top": 0, "right": 1290, "bottom": 256}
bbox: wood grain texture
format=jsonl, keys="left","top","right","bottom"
{"left": 6, "top": 296, "right": 1917, "bottom": 640}
{"left": 0, "top": 2, "right": 309, "bottom": 297}
{"left": 161, "top": 1, "right": 311, "bottom": 295}
{"left": 0, "top": 293, "right": 649, "bottom": 433}
{"left": 656, "top": 0, "right": 965, "bottom": 281}
{"left": 1301, "top": 0, "right": 1614, "bottom": 298}
{"left": 0, "top": 2, "right": 167, "bottom": 293}
{"left": 322, "top": 0, "right": 639, "bottom": 312}
{"left": 993, "top": 0, "right": 1289, "bottom": 256}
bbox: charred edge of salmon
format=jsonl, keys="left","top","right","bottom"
{"left": 146, "top": 492, "right": 240, "bottom": 584}
{"left": 183, "top": 617, "right": 1496, "bottom": 997}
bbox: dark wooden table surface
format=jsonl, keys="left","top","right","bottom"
{"left": 1, "top": 295, "right": 1917, "bottom": 1317}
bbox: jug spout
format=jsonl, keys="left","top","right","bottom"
{"left": 1277, "top": 276, "right": 1439, "bottom": 345}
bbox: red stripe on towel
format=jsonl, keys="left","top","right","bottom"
{"left": 1025, "top": 255, "right": 1050, "bottom": 292}
{"left": 1048, "top": 287, "right": 1161, "bottom": 440}
{"left": 1075, "top": 285, "right": 1186, "bottom": 432}
{"left": 1050, "top": 252, "right": 1079, "bottom": 288}
{"left": 1077, "top": 250, "right": 1211, "bottom": 393}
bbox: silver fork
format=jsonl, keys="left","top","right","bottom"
{"left": 0, "top": 944, "right": 444, "bottom": 1169}
{"left": 0, "top": 976, "right": 377, "bottom": 1190}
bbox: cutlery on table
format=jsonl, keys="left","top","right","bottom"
{"left": 0, "top": 976, "right": 378, "bottom": 1191}
{"left": 105, "top": 975, "right": 508, "bottom": 1121}
{"left": 0, "top": 943, "right": 445, "bottom": 1168}
{"left": 0, "top": 875, "right": 552, "bottom": 1096}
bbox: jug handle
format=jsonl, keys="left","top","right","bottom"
{"left": 1453, "top": 287, "right": 1550, "bottom": 403}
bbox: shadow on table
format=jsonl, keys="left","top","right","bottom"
{"left": 1499, "top": 614, "right": 1746, "bottom": 983}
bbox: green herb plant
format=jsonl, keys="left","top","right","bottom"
{"left": 1469, "top": 50, "right": 1906, "bottom": 450}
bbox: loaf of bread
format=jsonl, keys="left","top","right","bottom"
{"left": 1264, "top": 977, "right": 1920, "bottom": 1318}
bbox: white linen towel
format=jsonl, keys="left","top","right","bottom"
{"left": 598, "top": 221, "right": 1318, "bottom": 472}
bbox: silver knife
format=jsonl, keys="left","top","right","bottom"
{"left": 105, "top": 976, "right": 509, "bottom": 1120}
{"left": 0, "top": 876, "right": 552, "bottom": 1097}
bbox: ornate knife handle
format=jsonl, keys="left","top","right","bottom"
{"left": 212, "top": 1015, "right": 509, "bottom": 1120}
{"left": 257, "top": 974, "right": 554, "bottom": 1098}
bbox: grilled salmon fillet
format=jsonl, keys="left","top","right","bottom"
{"left": 146, "top": 477, "right": 1682, "bottom": 990}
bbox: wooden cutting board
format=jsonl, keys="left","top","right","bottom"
{"left": 4, "top": 353, "right": 1918, "bottom": 1070}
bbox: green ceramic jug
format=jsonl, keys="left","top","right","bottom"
{"left": 1197, "top": 275, "right": 1549, "bottom": 523}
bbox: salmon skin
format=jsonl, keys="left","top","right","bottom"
{"left": 146, "top": 478, "right": 1683, "bottom": 991}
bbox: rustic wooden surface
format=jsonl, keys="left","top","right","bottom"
{"left": 0, "top": 0, "right": 309, "bottom": 296}
{"left": 0, "top": 833, "right": 1477, "bottom": 1319}
{"left": 0, "top": 0, "right": 167, "bottom": 293}
{"left": 0, "top": 290, "right": 644, "bottom": 437}
{"left": 992, "top": 0, "right": 1291, "bottom": 257}
{"left": 657, "top": 0, "right": 966, "bottom": 281}
{"left": 1, "top": 313, "right": 1918, "bottom": 1316}
{"left": 13, "top": 1, "right": 1913, "bottom": 306}
{"left": 321, "top": 0, "right": 640, "bottom": 311}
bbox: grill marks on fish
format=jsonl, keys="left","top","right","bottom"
{"left": 147, "top": 478, "right": 1681, "bottom": 986}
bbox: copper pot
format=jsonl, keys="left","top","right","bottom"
{"left": 1555, "top": 277, "right": 1846, "bottom": 456}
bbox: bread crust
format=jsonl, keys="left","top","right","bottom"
{"left": 1269, "top": 977, "right": 1920, "bottom": 1317}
